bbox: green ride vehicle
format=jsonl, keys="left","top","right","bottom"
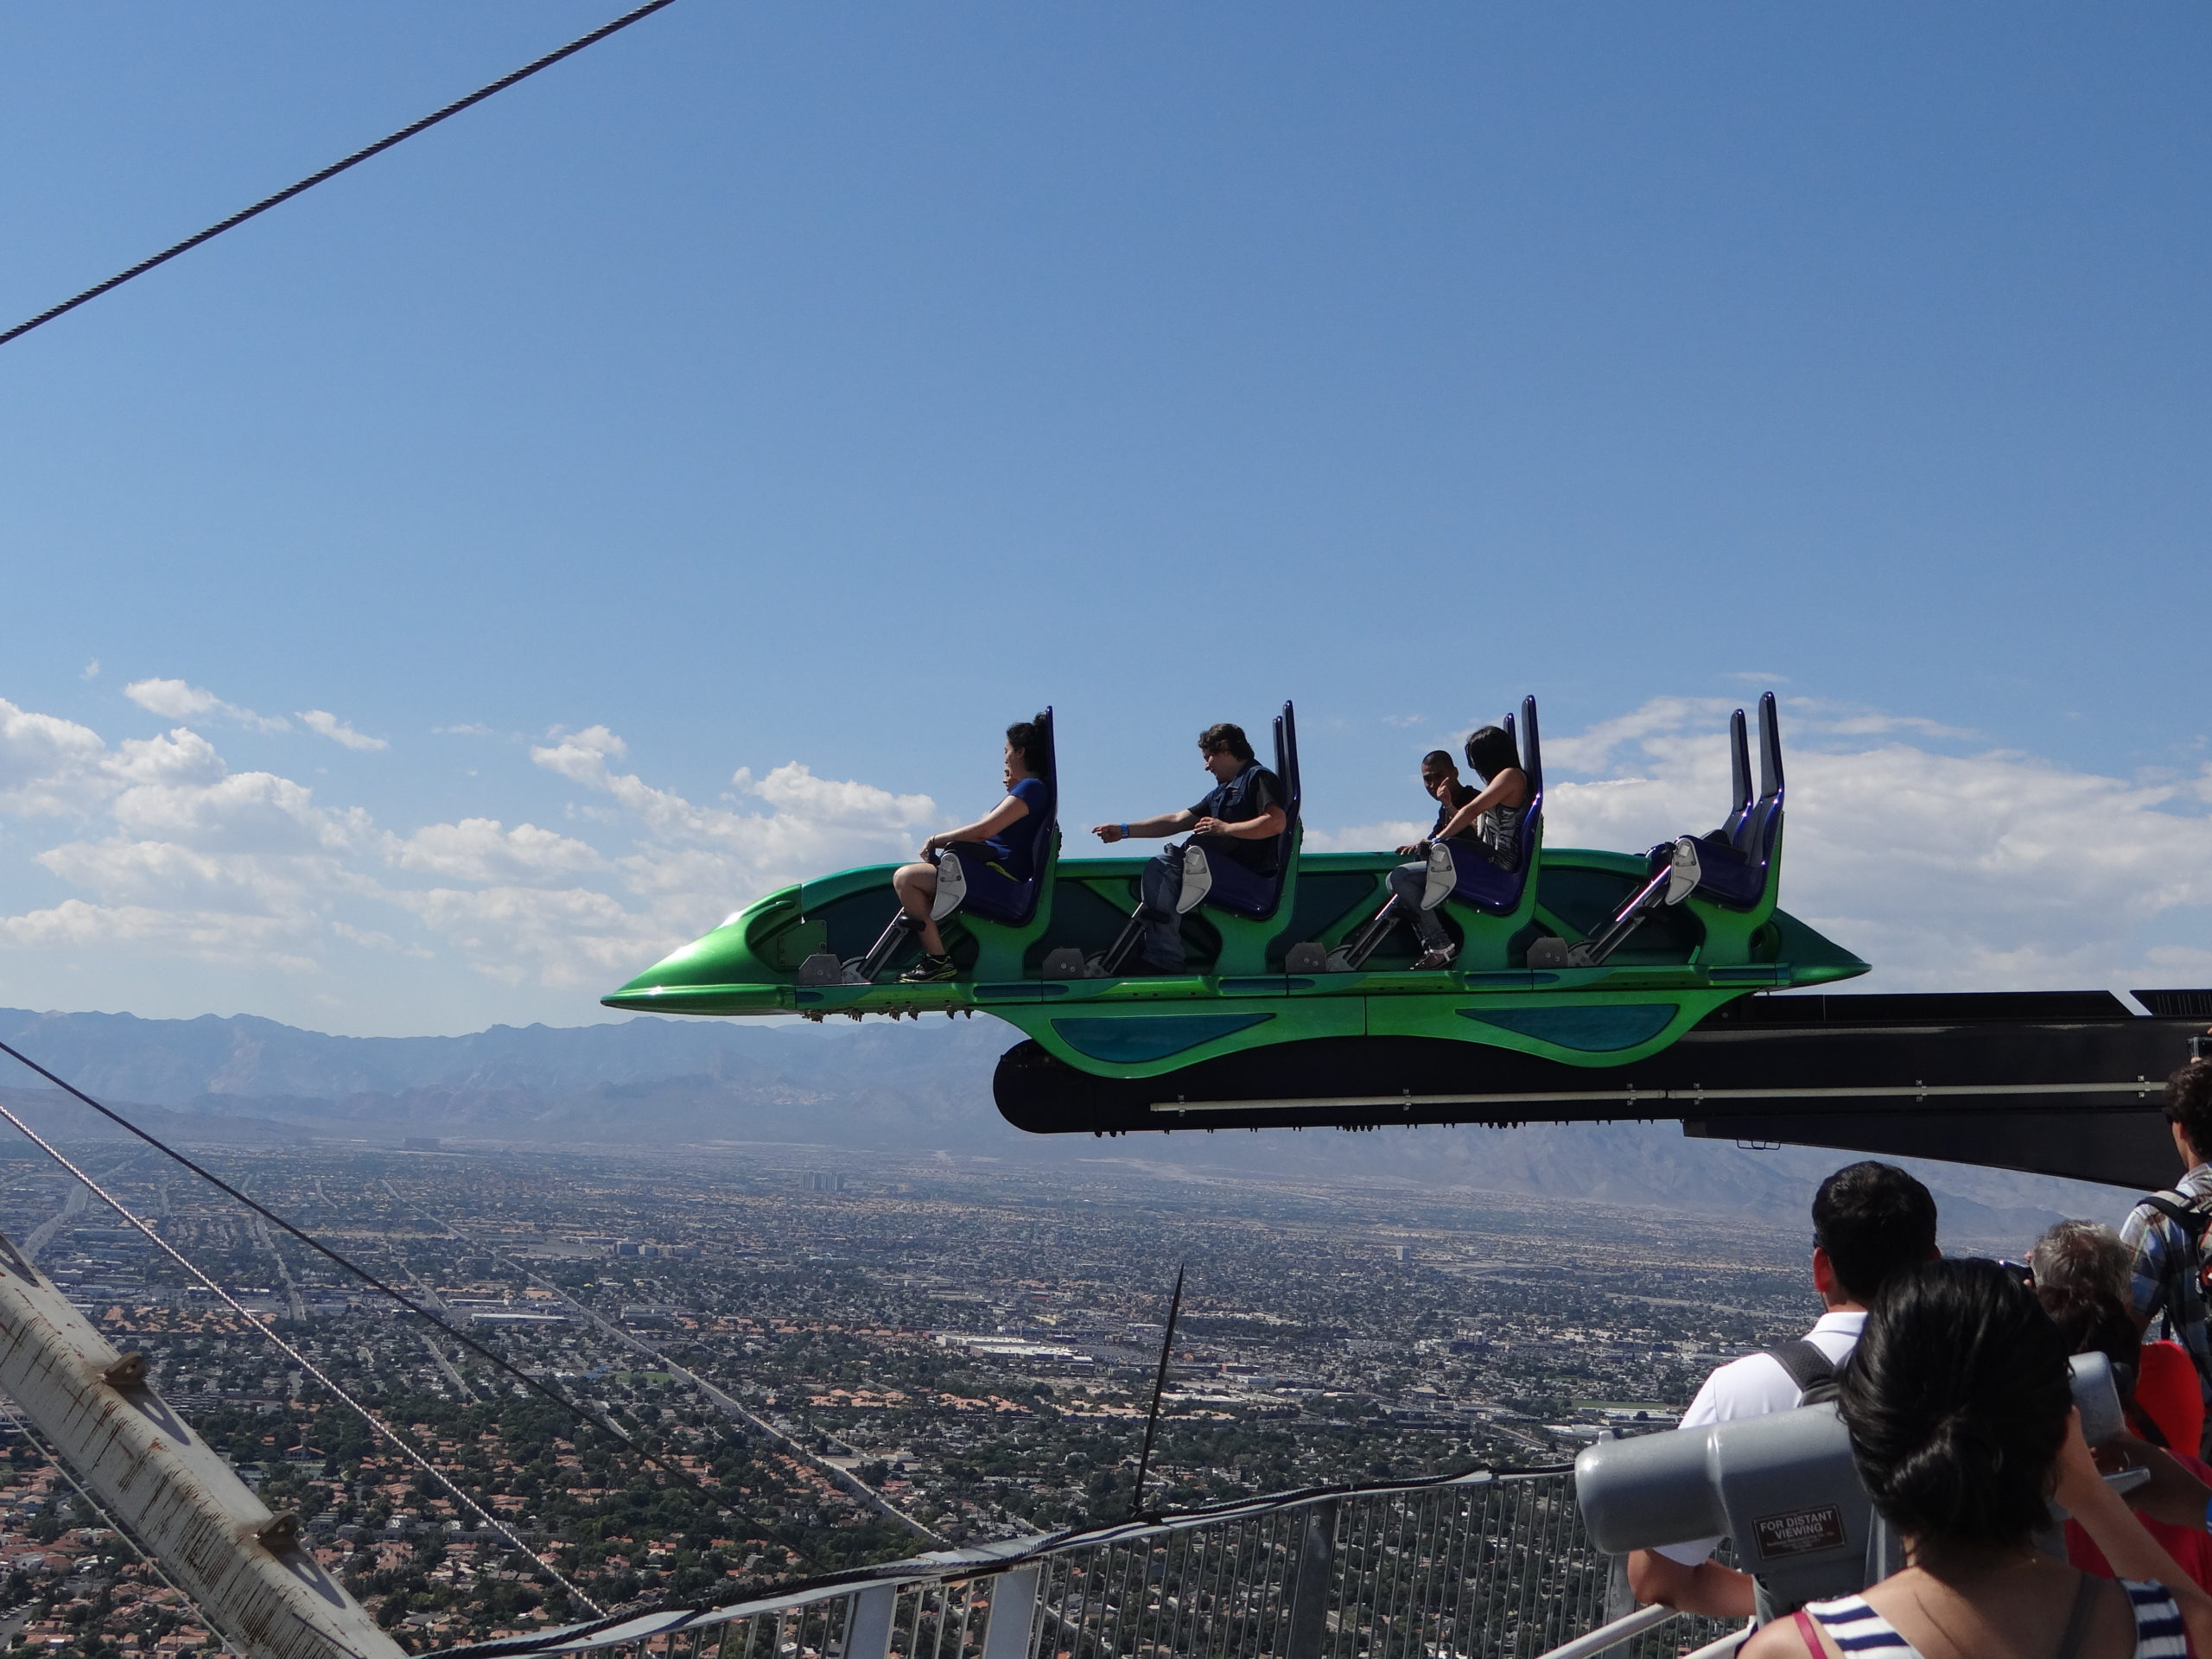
{"left": 602, "top": 694, "right": 1868, "bottom": 1094}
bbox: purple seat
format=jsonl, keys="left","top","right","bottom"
{"left": 1659, "top": 694, "right": 1783, "bottom": 911}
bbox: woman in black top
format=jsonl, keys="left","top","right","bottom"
{"left": 1383, "top": 729, "right": 1529, "bottom": 970}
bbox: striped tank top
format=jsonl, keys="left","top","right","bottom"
{"left": 1802, "top": 1580, "right": 2188, "bottom": 1656}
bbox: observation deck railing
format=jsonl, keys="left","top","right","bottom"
{"left": 436, "top": 1467, "right": 1746, "bottom": 1659}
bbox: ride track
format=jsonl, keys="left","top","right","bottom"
{"left": 606, "top": 696, "right": 2212, "bottom": 1193}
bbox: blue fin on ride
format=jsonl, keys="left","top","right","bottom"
{"left": 1052, "top": 1014, "right": 1274, "bottom": 1063}
{"left": 1456, "top": 1003, "right": 1677, "bottom": 1052}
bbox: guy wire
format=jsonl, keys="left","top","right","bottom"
{"left": 0, "top": 1037, "right": 712, "bottom": 1498}
{"left": 0, "top": 1096, "right": 606, "bottom": 1615}
{"left": 0, "top": 0, "right": 679, "bottom": 351}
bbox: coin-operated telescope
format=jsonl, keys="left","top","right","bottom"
{"left": 1575, "top": 1353, "right": 2129, "bottom": 1621}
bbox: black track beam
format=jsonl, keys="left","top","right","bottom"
{"left": 993, "top": 990, "right": 2212, "bottom": 1191}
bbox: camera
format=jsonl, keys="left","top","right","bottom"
{"left": 1574, "top": 1351, "right": 2124, "bottom": 1619}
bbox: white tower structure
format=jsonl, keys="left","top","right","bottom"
{"left": 0, "top": 1227, "right": 404, "bottom": 1659}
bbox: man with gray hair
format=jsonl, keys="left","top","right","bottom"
{"left": 2033, "top": 1215, "right": 2204, "bottom": 1452}
{"left": 2031, "top": 1217, "right": 2132, "bottom": 1304}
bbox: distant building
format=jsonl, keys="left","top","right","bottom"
{"left": 799, "top": 1171, "right": 844, "bottom": 1192}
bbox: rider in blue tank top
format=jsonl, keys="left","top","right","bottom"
{"left": 890, "top": 718, "right": 1053, "bottom": 983}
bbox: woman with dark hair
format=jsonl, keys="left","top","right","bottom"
{"left": 1351, "top": 724, "right": 1529, "bottom": 972}
{"left": 1442, "top": 725, "right": 1530, "bottom": 873}
{"left": 1389, "top": 724, "right": 1529, "bottom": 969}
{"left": 889, "top": 716, "right": 1053, "bottom": 983}
{"left": 1745, "top": 1258, "right": 2212, "bottom": 1658}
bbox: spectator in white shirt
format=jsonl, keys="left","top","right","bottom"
{"left": 1626, "top": 1160, "right": 1941, "bottom": 1618}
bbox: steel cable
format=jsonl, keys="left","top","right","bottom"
{"left": 0, "top": 1094, "right": 606, "bottom": 1615}
{"left": 0, "top": 0, "right": 678, "bottom": 351}
{"left": 0, "top": 1036, "right": 711, "bottom": 1497}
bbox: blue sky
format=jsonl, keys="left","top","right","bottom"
{"left": 1, "top": 3, "right": 2208, "bottom": 1034}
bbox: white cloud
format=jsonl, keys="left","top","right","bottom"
{"left": 395, "top": 885, "right": 666, "bottom": 988}
{"left": 531, "top": 728, "right": 933, "bottom": 896}
{"left": 124, "top": 680, "right": 217, "bottom": 719}
{"left": 437, "top": 725, "right": 946, "bottom": 984}
{"left": 1781, "top": 698, "right": 1977, "bottom": 742}
{"left": 108, "top": 728, "right": 226, "bottom": 788}
{"left": 0, "top": 696, "right": 956, "bottom": 994}
{"left": 298, "top": 709, "right": 387, "bottom": 752}
{"left": 330, "top": 921, "right": 428, "bottom": 957}
{"left": 0, "top": 708, "right": 378, "bottom": 976}
{"left": 0, "top": 897, "right": 318, "bottom": 973}
{"left": 1303, "top": 819, "right": 1427, "bottom": 854}
{"left": 80, "top": 659, "right": 99, "bottom": 681}
{"left": 1540, "top": 696, "right": 1739, "bottom": 775}
{"left": 110, "top": 763, "right": 365, "bottom": 857}
{"left": 123, "top": 677, "right": 289, "bottom": 734}
{"left": 35, "top": 837, "right": 339, "bottom": 912}
{"left": 384, "top": 819, "right": 604, "bottom": 884}
{"left": 0, "top": 699, "right": 111, "bottom": 817}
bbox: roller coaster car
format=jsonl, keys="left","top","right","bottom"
{"left": 601, "top": 694, "right": 1867, "bottom": 1085}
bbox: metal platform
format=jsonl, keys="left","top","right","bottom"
{"left": 434, "top": 1465, "right": 1743, "bottom": 1659}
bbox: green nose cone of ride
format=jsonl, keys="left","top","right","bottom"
{"left": 601, "top": 919, "right": 777, "bottom": 1014}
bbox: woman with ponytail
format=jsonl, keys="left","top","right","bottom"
{"left": 1744, "top": 1257, "right": 2212, "bottom": 1658}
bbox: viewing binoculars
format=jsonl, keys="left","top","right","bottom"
{"left": 1575, "top": 1352, "right": 2127, "bottom": 1619}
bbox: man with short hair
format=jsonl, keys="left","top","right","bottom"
{"left": 2120, "top": 1058, "right": 2212, "bottom": 1444}
{"left": 1090, "top": 722, "right": 1286, "bottom": 975}
{"left": 1626, "top": 1160, "right": 1940, "bottom": 1618}
{"left": 1385, "top": 749, "right": 1479, "bottom": 957}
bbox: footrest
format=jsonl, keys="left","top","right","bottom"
{"left": 798, "top": 953, "right": 848, "bottom": 987}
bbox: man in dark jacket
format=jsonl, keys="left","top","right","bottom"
{"left": 1091, "top": 722, "right": 1286, "bottom": 974}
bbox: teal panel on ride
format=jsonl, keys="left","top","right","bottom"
{"left": 1051, "top": 1014, "right": 1274, "bottom": 1063}
{"left": 1455, "top": 1004, "right": 1676, "bottom": 1052}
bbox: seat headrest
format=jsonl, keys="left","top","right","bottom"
{"left": 1758, "top": 691, "right": 1783, "bottom": 801}
{"left": 1729, "top": 709, "right": 1752, "bottom": 816}
{"left": 1518, "top": 695, "right": 1544, "bottom": 802}
{"left": 1274, "top": 701, "right": 1301, "bottom": 823}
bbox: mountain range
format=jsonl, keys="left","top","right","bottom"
{"left": 0, "top": 1004, "right": 2152, "bottom": 1251}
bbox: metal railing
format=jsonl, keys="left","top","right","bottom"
{"left": 437, "top": 1469, "right": 1744, "bottom": 1659}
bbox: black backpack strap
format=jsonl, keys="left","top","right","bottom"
{"left": 2136, "top": 1191, "right": 2212, "bottom": 1349}
{"left": 1763, "top": 1338, "right": 1838, "bottom": 1402}
{"left": 2141, "top": 1191, "right": 2212, "bottom": 1240}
